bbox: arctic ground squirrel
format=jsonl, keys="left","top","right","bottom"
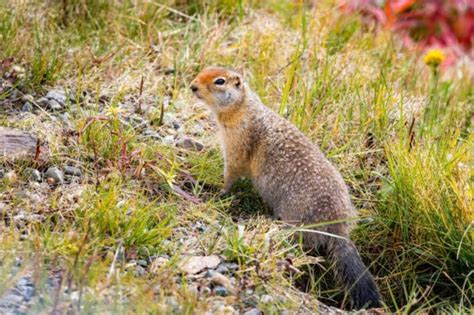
{"left": 190, "top": 66, "right": 381, "bottom": 309}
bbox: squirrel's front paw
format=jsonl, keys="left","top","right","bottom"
{"left": 218, "top": 188, "right": 230, "bottom": 198}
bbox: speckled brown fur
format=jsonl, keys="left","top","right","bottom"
{"left": 191, "top": 67, "right": 381, "bottom": 309}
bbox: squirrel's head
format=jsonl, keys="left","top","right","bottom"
{"left": 190, "top": 67, "right": 245, "bottom": 113}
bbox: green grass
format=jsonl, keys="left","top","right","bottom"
{"left": 0, "top": 0, "right": 473, "bottom": 313}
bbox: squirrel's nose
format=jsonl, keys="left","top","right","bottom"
{"left": 190, "top": 84, "right": 198, "bottom": 93}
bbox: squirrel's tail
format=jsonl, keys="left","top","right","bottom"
{"left": 327, "top": 238, "right": 381, "bottom": 309}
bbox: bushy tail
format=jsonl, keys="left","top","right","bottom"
{"left": 328, "top": 238, "right": 381, "bottom": 309}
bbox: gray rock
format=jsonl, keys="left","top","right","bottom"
{"left": 60, "top": 112, "right": 71, "bottom": 125}
{"left": 15, "top": 277, "right": 35, "bottom": 301}
{"left": 46, "top": 90, "right": 67, "bottom": 106}
{"left": 0, "top": 202, "right": 6, "bottom": 215}
{"left": 64, "top": 166, "right": 82, "bottom": 177}
{"left": 47, "top": 99, "right": 63, "bottom": 111}
{"left": 171, "top": 120, "right": 181, "bottom": 130}
{"left": 36, "top": 97, "right": 49, "bottom": 107}
{"left": 0, "top": 292, "right": 23, "bottom": 305}
{"left": 21, "top": 102, "right": 33, "bottom": 112}
{"left": 21, "top": 94, "right": 34, "bottom": 103}
{"left": 214, "top": 285, "right": 228, "bottom": 297}
{"left": 0, "top": 169, "right": 4, "bottom": 178}
{"left": 244, "top": 308, "right": 263, "bottom": 315}
{"left": 26, "top": 168, "right": 41, "bottom": 182}
{"left": 137, "top": 259, "right": 148, "bottom": 267}
{"left": 191, "top": 124, "right": 205, "bottom": 136}
{"left": 162, "top": 135, "right": 175, "bottom": 146}
{"left": 216, "top": 262, "right": 238, "bottom": 274}
{"left": 261, "top": 294, "right": 273, "bottom": 304}
{"left": 45, "top": 167, "right": 64, "bottom": 184}
{"left": 143, "top": 129, "right": 162, "bottom": 140}
{"left": 176, "top": 137, "right": 204, "bottom": 151}
{"left": 126, "top": 114, "right": 148, "bottom": 129}
{"left": 215, "top": 264, "right": 228, "bottom": 274}
{"left": 13, "top": 211, "right": 45, "bottom": 223}
{"left": 193, "top": 221, "right": 208, "bottom": 232}
{"left": 135, "top": 265, "right": 147, "bottom": 277}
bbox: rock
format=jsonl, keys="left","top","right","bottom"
{"left": 0, "top": 169, "right": 4, "bottom": 178}
{"left": 143, "top": 129, "right": 162, "bottom": 140}
{"left": 214, "top": 286, "right": 229, "bottom": 297}
{"left": 47, "top": 99, "right": 63, "bottom": 111}
{"left": 5, "top": 170, "right": 17, "bottom": 182}
{"left": 215, "top": 264, "right": 228, "bottom": 274}
{"left": 171, "top": 120, "right": 181, "bottom": 130}
{"left": 13, "top": 211, "right": 45, "bottom": 223}
{"left": 244, "top": 308, "right": 262, "bottom": 315}
{"left": 46, "top": 90, "right": 68, "bottom": 106}
{"left": 45, "top": 167, "right": 64, "bottom": 185}
{"left": 0, "top": 202, "right": 7, "bottom": 215}
{"left": 26, "top": 168, "right": 41, "bottom": 182}
{"left": 205, "top": 270, "right": 236, "bottom": 295}
{"left": 179, "top": 255, "right": 221, "bottom": 274}
{"left": 176, "top": 137, "right": 204, "bottom": 151}
{"left": 126, "top": 114, "right": 148, "bottom": 129}
{"left": 162, "top": 135, "right": 175, "bottom": 146}
{"left": 64, "top": 166, "right": 82, "bottom": 177}
{"left": 21, "top": 94, "right": 34, "bottom": 103}
{"left": 261, "top": 294, "right": 273, "bottom": 304}
{"left": 137, "top": 259, "right": 148, "bottom": 267}
{"left": 0, "top": 127, "right": 49, "bottom": 162}
{"left": 15, "top": 276, "right": 35, "bottom": 301}
{"left": 60, "top": 112, "right": 71, "bottom": 127}
{"left": 191, "top": 124, "right": 205, "bottom": 136}
{"left": 21, "top": 102, "right": 33, "bottom": 112}
{"left": 0, "top": 292, "right": 23, "bottom": 305}
{"left": 193, "top": 221, "right": 208, "bottom": 232}
{"left": 135, "top": 265, "right": 147, "bottom": 277}
{"left": 216, "top": 262, "right": 239, "bottom": 274}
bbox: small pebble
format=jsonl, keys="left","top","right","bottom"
{"left": 6, "top": 171, "right": 17, "bottom": 182}
{"left": 137, "top": 259, "right": 148, "bottom": 267}
{"left": 36, "top": 97, "right": 49, "bottom": 107}
{"left": 64, "top": 166, "right": 82, "bottom": 177}
{"left": 47, "top": 99, "right": 63, "bottom": 111}
{"left": 26, "top": 168, "right": 41, "bottom": 182}
{"left": 261, "top": 294, "right": 273, "bottom": 304}
{"left": 45, "top": 167, "right": 64, "bottom": 185}
{"left": 162, "top": 135, "right": 175, "bottom": 146}
{"left": 21, "top": 102, "right": 33, "bottom": 112}
{"left": 21, "top": 94, "right": 34, "bottom": 103}
{"left": 176, "top": 137, "right": 204, "bottom": 151}
{"left": 244, "top": 308, "right": 263, "bottom": 315}
{"left": 46, "top": 90, "right": 67, "bottom": 106}
{"left": 214, "top": 285, "right": 229, "bottom": 297}
{"left": 143, "top": 129, "right": 162, "bottom": 140}
{"left": 135, "top": 265, "right": 147, "bottom": 277}
{"left": 215, "top": 264, "right": 228, "bottom": 274}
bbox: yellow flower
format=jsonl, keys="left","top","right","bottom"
{"left": 423, "top": 49, "right": 445, "bottom": 67}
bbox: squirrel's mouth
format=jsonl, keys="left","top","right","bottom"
{"left": 193, "top": 92, "right": 203, "bottom": 100}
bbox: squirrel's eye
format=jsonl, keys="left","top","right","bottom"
{"left": 214, "top": 78, "right": 226, "bottom": 85}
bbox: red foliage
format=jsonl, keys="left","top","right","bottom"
{"left": 339, "top": 0, "right": 474, "bottom": 63}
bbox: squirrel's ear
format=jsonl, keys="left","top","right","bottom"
{"left": 234, "top": 75, "right": 242, "bottom": 89}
